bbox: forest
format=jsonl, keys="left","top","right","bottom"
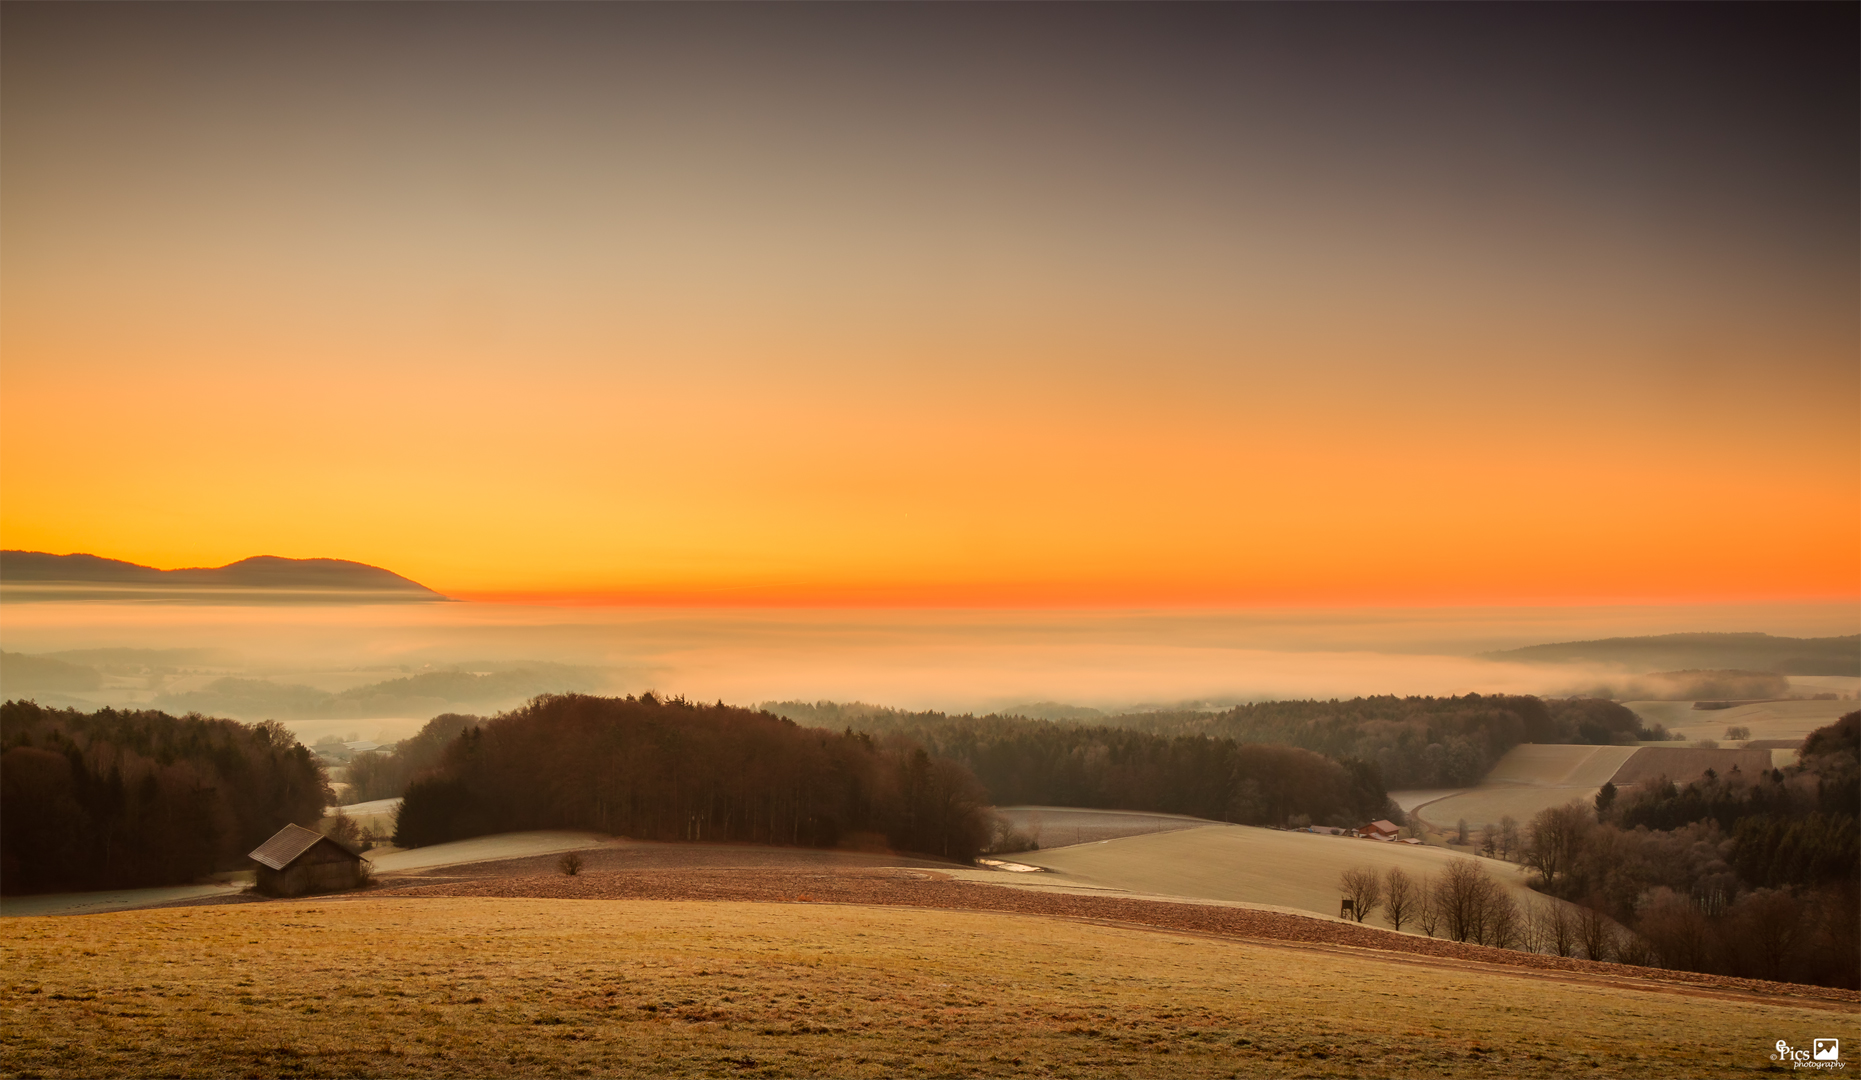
{"left": 367, "top": 701, "right": 1391, "bottom": 837}
{"left": 393, "top": 694, "right": 994, "bottom": 861}
{"left": 819, "top": 713, "right": 1386, "bottom": 828}
{"left": 1115, "top": 695, "right": 1666, "bottom": 788}
{"left": 1519, "top": 712, "right": 1859, "bottom": 988}
{"left": 768, "top": 694, "right": 1661, "bottom": 794}
{"left": 344, "top": 712, "right": 483, "bottom": 803}
{"left": 0, "top": 701, "right": 330, "bottom": 893}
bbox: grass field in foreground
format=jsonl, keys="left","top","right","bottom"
{"left": 4, "top": 897, "right": 1848, "bottom": 1078}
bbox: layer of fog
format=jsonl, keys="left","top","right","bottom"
{"left": 1, "top": 601, "right": 1853, "bottom": 745}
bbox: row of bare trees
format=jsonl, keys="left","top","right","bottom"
{"left": 1342, "top": 851, "right": 1856, "bottom": 985}
{"left": 1337, "top": 861, "right": 1639, "bottom": 959}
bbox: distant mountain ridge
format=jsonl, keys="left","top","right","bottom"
{"left": 0, "top": 551, "right": 447, "bottom": 601}
{"left": 1481, "top": 632, "right": 1859, "bottom": 677}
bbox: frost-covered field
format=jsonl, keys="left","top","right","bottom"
{"left": 1408, "top": 744, "right": 1638, "bottom": 831}
{"left": 367, "top": 831, "right": 610, "bottom": 874}
{"left": 1010, "top": 823, "right": 1541, "bottom": 926}
{"left": 5, "top": 897, "right": 1847, "bottom": 1078}
{"left": 993, "top": 806, "right": 1213, "bottom": 848}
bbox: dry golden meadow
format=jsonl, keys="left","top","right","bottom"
{"left": 3, "top": 897, "right": 1851, "bottom": 1078}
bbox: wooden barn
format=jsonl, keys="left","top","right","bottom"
{"left": 249, "top": 823, "right": 366, "bottom": 897}
{"left": 1359, "top": 819, "right": 1400, "bottom": 840}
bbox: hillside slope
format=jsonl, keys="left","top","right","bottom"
{"left": 1009, "top": 820, "right": 1551, "bottom": 926}
{"left": 1481, "top": 632, "right": 1859, "bottom": 676}
{"left": 0, "top": 551, "right": 446, "bottom": 601}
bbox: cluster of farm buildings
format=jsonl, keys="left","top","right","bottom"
{"left": 1304, "top": 819, "right": 1422, "bottom": 844}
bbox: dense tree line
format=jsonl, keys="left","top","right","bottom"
{"left": 1120, "top": 695, "right": 1667, "bottom": 788}
{"left": 1342, "top": 860, "right": 1644, "bottom": 965}
{"left": 764, "top": 704, "right": 1387, "bottom": 826}
{"left": 768, "top": 694, "right": 1658, "bottom": 800}
{"left": 394, "top": 694, "right": 993, "bottom": 861}
{"left": 0, "top": 701, "right": 330, "bottom": 893}
{"left": 344, "top": 713, "right": 484, "bottom": 802}
{"left": 909, "top": 717, "right": 1381, "bottom": 827}
{"left": 1518, "top": 713, "right": 1859, "bottom": 988}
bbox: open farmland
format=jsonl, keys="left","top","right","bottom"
{"left": 1623, "top": 697, "right": 1853, "bottom": 748}
{"left": 1408, "top": 744, "right": 1639, "bottom": 831}
{"left": 1411, "top": 737, "right": 1811, "bottom": 829}
{"left": 3, "top": 897, "right": 1851, "bottom": 1079}
{"left": 1008, "top": 824, "right": 1545, "bottom": 926}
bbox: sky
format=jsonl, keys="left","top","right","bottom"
{"left": 4, "top": 3, "right": 1856, "bottom": 607}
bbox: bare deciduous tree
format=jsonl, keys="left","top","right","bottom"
{"left": 1383, "top": 866, "right": 1416, "bottom": 931}
{"left": 1435, "top": 858, "right": 1523, "bottom": 945}
{"left": 1417, "top": 876, "right": 1441, "bottom": 938}
{"left": 1339, "top": 866, "right": 1383, "bottom": 923}
{"left": 322, "top": 811, "right": 368, "bottom": 851}
{"left": 1727, "top": 888, "right": 1803, "bottom": 982}
{"left": 1577, "top": 902, "right": 1615, "bottom": 962}
{"left": 1615, "top": 929, "right": 1656, "bottom": 968}
{"left": 1437, "top": 859, "right": 1487, "bottom": 942}
{"left": 1546, "top": 899, "right": 1577, "bottom": 957}
{"left": 1523, "top": 803, "right": 1590, "bottom": 888}
{"left": 1486, "top": 889, "right": 1522, "bottom": 950}
{"left": 1518, "top": 894, "right": 1547, "bottom": 954}
{"left": 1497, "top": 815, "right": 1520, "bottom": 861}
{"left": 1636, "top": 887, "right": 1713, "bottom": 972}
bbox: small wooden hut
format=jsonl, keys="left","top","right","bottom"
{"left": 249, "top": 823, "right": 366, "bottom": 897}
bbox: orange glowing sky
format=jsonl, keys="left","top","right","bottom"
{"left": 3, "top": 5, "right": 1856, "bottom": 605}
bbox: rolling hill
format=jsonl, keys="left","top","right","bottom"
{"left": 1403, "top": 741, "right": 1803, "bottom": 831}
{"left": 1005, "top": 816, "right": 1559, "bottom": 929}
{"left": 0, "top": 551, "right": 447, "bottom": 602}
{"left": 1480, "top": 632, "right": 1859, "bottom": 676}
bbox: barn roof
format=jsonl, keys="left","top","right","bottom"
{"left": 249, "top": 823, "right": 360, "bottom": 870}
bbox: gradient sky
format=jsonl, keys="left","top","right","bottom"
{"left": 4, "top": 4, "right": 1856, "bottom": 605}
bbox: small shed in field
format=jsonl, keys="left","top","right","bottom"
{"left": 249, "top": 824, "right": 365, "bottom": 897}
